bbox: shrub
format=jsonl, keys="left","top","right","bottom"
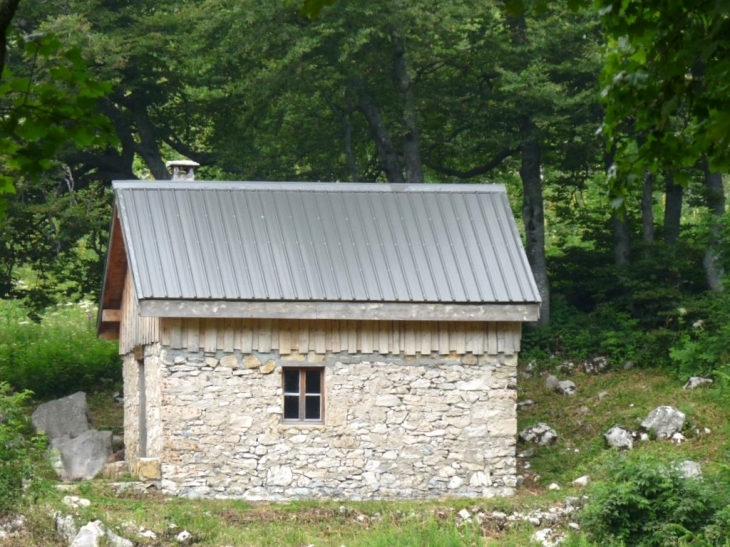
{"left": 579, "top": 453, "right": 730, "bottom": 547}
{"left": 0, "top": 383, "right": 49, "bottom": 515}
{"left": 0, "top": 300, "right": 120, "bottom": 398}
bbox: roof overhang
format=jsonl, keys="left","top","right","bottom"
{"left": 138, "top": 299, "right": 541, "bottom": 322}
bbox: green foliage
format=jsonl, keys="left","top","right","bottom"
{"left": 0, "top": 383, "right": 49, "bottom": 515}
{"left": 669, "top": 288, "right": 730, "bottom": 380}
{"left": 0, "top": 300, "right": 120, "bottom": 398}
{"left": 579, "top": 453, "right": 730, "bottom": 547}
{"left": 598, "top": 0, "right": 730, "bottom": 198}
{"left": 0, "top": 32, "right": 116, "bottom": 217}
{"left": 363, "top": 518, "right": 484, "bottom": 546}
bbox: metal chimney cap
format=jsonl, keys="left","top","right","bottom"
{"left": 166, "top": 159, "right": 200, "bottom": 168}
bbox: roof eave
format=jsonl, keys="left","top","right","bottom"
{"left": 138, "top": 299, "right": 541, "bottom": 322}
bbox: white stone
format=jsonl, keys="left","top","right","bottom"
{"left": 641, "top": 406, "right": 686, "bottom": 439}
{"left": 266, "top": 465, "right": 293, "bottom": 486}
{"left": 458, "top": 509, "right": 471, "bottom": 520}
{"left": 447, "top": 476, "right": 463, "bottom": 489}
{"left": 556, "top": 381, "right": 576, "bottom": 396}
{"left": 470, "top": 471, "right": 490, "bottom": 487}
{"left": 70, "top": 521, "right": 105, "bottom": 547}
{"left": 674, "top": 460, "right": 702, "bottom": 479}
{"left": 683, "top": 377, "right": 713, "bottom": 389}
{"left": 545, "top": 375, "right": 559, "bottom": 390}
{"left": 604, "top": 426, "right": 633, "bottom": 450}
{"left": 519, "top": 423, "right": 558, "bottom": 446}
{"left": 176, "top": 530, "right": 193, "bottom": 545}
{"left": 572, "top": 475, "right": 590, "bottom": 488}
{"left": 456, "top": 378, "right": 489, "bottom": 391}
{"left": 374, "top": 395, "right": 401, "bottom": 407}
{"left": 219, "top": 354, "right": 239, "bottom": 369}
{"left": 548, "top": 483, "right": 560, "bottom": 491}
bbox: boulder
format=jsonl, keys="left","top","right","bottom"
{"left": 51, "top": 430, "right": 113, "bottom": 481}
{"left": 556, "top": 380, "right": 577, "bottom": 396}
{"left": 572, "top": 475, "right": 591, "bottom": 488}
{"left": 519, "top": 423, "right": 558, "bottom": 446}
{"left": 674, "top": 460, "right": 702, "bottom": 480}
{"left": 641, "top": 406, "right": 686, "bottom": 439}
{"left": 545, "top": 375, "right": 559, "bottom": 390}
{"left": 32, "top": 392, "right": 91, "bottom": 440}
{"left": 604, "top": 426, "right": 633, "bottom": 450}
{"left": 70, "top": 521, "right": 105, "bottom": 547}
{"left": 683, "top": 377, "right": 713, "bottom": 390}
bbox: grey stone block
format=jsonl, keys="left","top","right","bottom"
{"left": 51, "top": 430, "right": 113, "bottom": 481}
{"left": 32, "top": 392, "right": 91, "bottom": 440}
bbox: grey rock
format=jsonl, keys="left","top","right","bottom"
{"left": 572, "top": 475, "right": 590, "bottom": 488}
{"left": 584, "top": 356, "right": 608, "bottom": 374}
{"left": 517, "top": 399, "right": 534, "bottom": 410}
{"left": 641, "top": 406, "right": 686, "bottom": 439}
{"left": 556, "top": 380, "right": 577, "bottom": 396}
{"left": 623, "top": 360, "right": 634, "bottom": 370}
{"left": 545, "top": 375, "right": 559, "bottom": 390}
{"left": 32, "top": 392, "right": 91, "bottom": 440}
{"left": 604, "top": 426, "right": 633, "bottom": 450}
{"left": 674, "top": 460, "right": 702, "bottom": 480}
{"left": 105, "top": 527, "right": 134, "bottom": 547}
{"left": 176, "top": 530, "right": 193, "bottom": 545}
{"left": 519, "top": 423, "right": 558, "bottom": 446}
{"left": 683, "top": 377, "right": 713, "bottom": 389}
{"left": 51, "top": 430, "right": 113, "bottom": 481}
{"left": 70, "top": 521, "right": 105, "bottom": 547}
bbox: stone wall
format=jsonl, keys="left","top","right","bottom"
{"left": 122, "top": 345, "right": 164, "bottom": 465}
{"left": 152, "top": 347, "right": 518, "bottom": 500}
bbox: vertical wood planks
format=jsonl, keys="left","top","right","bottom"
{"left": 151, "top": 317, "right": 523, "bottom": 357}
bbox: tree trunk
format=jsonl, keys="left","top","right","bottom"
{"left": 391, "top": 32, "right": 423, "bottom": 183}
{"left": 0, "top": 0, "right": 21, "bottom": 80}
{"left": 323, "top": 92, "right": 360, "bottom": 182}
{"left": 354, "top": 79, "right": 404, "bottom": 183}
{"left": 663, "top": 171, "right": 682, "bottom": 244}
{"left": 641, "top": 170, "right": 655, "bottom": 247}
{"left": 702, "top": 157, "right": 725, "bottom": 290}
{"left": 612, "top": 212, "right": 631, "bottom": 266}
{"left": 130, "top": 96, "right": 170, "bottom": 180}
{"left": 604, "top": 146, "right": 630, "bottom": 265}
{"left": 519, "top": 134, "right": 550, "bottom": 326}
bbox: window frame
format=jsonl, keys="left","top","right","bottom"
{"left": 282, "top": 367, "right": 325, "bottom": 424}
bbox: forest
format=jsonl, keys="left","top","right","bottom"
{"left": 1, "top": 1, "right": 730, "bottom": 545}
{"left": 1, "top": 0, "right": 727, "bottom": 382}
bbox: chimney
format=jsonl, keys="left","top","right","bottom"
{"left": 166, "top": 159, "right": 200, "bottom": 181}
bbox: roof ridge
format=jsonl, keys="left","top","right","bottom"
{"left": 112, "top": 181, "right": 506, "bottom": 193}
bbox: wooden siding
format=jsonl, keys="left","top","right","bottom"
{"left": 159, "top": 318, "right": 521, "bottom": 356}
{"left": 119, "top": 272, "right": 160, "bottom": 355}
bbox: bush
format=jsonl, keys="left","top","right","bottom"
{"left": 0, "top": 383, "right": 49, "bottom": 515}
{"left": 579, "top": 453, "right": 730, "bottom": 547}
{"left": 0, "top": 300, "right": 120, "bottom": 398}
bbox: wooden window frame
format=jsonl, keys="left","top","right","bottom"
{"left": 282, "top": 367, "right": 325, "bottom": 424}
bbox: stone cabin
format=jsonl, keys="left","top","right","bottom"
{"left": 97, "top": 174, "right": 540, "bottom": 500}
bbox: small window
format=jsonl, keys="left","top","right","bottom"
{"left": 283, "top": 368, "right": 323, "bottom": 422}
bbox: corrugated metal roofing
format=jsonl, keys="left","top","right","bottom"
{"left": 113, "top": 182, "right": 541, "bottom": 304}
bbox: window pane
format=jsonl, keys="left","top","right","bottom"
{"left": 284, "top": 396, "right": 300, "bottom": 419}
{"left": 305, "top": 395, "right": 321, "bottom": 420}
{"left": 305, "top": 370, "right": 322, "bottom": 394}
{"left": 283, "top": 369, "right": 299, "bottom": 393}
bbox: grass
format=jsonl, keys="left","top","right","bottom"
{"left": 7, "top": 366, "right": 730, "bottom": 546}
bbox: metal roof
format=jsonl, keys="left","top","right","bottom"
{"left": 112, "top": 181, "right": 541, "bottom": 304}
